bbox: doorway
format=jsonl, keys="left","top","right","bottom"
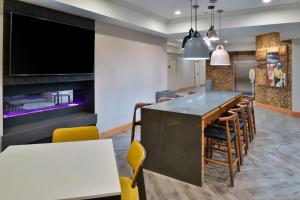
{"left": 167, "top": 59, "right": 178, "bottom": 91}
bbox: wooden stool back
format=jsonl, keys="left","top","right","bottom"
{"left": 131, "top": 103, "right": 152, "bottom": 143}
{"left": 229, "top": 107, "right": 248, "bottom": 164}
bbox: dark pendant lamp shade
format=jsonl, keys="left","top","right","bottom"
{"left": 208, "top": 26, "right": 219, "bottom": 41}
{"left": 182, "top": 0, "right": 194, "bottom": 50}
{"left": 182, "top": 28, "right": 194, "bottom": 50}
{"left": 205, "top": 4, "right": 219, "bottom": 41}
{"left": 183, "top": 0, "right": 210, "bottom": 60}
{"left": 183, "top": 32, "right": 210, "bottom": 60}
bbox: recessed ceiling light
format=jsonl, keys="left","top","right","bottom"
{"left": 224, "top": 40, "right": 228, "bottom": 43}
{"left": 174, "top": 10, "right": 182, "bottom": 15}
{"left": 262, "top": 0, "right": 272, "bottom": 3}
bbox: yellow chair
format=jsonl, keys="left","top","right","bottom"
{"left": 120, "top": 141, "right": 146, "bottom": 200}
{"left": 52, "top": 126, "right": 99, "bottom": 143}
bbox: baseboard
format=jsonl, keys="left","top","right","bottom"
{"left": 255, "top": 102, "right": 300, "bottom": 117}
{"left": 99, "top": 123, "right": 132, "bottom": 139}
{"left": 290, "top": 112, "right": 300, "bottom": 117}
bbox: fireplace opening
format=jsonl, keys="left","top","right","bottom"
{"left": 3, "top": 90, "right": 83, "bottom": 119}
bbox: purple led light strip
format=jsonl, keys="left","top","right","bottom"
{"left": 3, "top": 102, "right": 83, "bottom": 119}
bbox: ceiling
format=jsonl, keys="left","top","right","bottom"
{"left": 121, "top": 0, "right": 300, "bottom": 20}
{"left": 21, "top": 0, "right": 300, "bottom": 51}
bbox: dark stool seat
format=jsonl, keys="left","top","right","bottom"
{"left": 205, "top": 127, "right": 236, "bottom": 141}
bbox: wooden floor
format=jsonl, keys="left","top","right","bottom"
{"left": 112, "top": 108, "right": 300, "bottom": 200}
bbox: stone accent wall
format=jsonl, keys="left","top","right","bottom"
{"left": 206, "top": 64, "right": 234, "bottom": 91}
{"left": 256, "top": 32, "right": 292, "bottom": 110}
{"left": 206, "top": 51, "right": 255, "bottom": 91}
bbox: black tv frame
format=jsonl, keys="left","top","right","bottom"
{"left": 9, "top": 12, "right": 95, "bottom": 77}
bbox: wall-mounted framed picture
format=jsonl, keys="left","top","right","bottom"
{"left": 256, "top": 45, "right": 288, "bottom": 88}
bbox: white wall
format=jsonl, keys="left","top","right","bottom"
{"left": 95, "top": 22, "right": 167, "bottom": 132}
{"left": 168, "top": 53, "right": 206, "bottom": 90}
{"left": 292, "top": 39, "right": 300, "bottom": 112}
{"left": 167, "top": 53, "right": 194, "bottom": 89}
{"left": 0, "top": 0, "right": 4, "bottom": 149}
{"left": 167, "top": 53, "right": 206, "bottom": 90}
{"left": 198, "top": 61, "right": 206, "bottom": 86}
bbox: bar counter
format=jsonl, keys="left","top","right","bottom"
{"left": 141, "top": 91, "right": 242, "bottom": 186}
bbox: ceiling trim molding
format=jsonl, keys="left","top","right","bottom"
{"left": 109, "top": 0, "right": 167, "bottom": 23}
{"left": 167, "top": 2, "right": 300, "bottom": 24}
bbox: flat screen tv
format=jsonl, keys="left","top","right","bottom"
{"left": 9, "top": 13, "right": 95, "bottom": 76}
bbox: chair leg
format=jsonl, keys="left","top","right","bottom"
{"left": 247, "top": 118, "right": 253, "bottom": 142}
{"left": 234, "top": 138, "right": 241, "bottom": 172}
{"left": 226, "top": 136, "right": 234, "bottom": 186}
{"left": 243, "top": 128, "right": 248, "bottom": 155}
{"left": 252, "top": 108, "right": 257, "bottom": 136}
{"left": 209, "top": 138, "right": 214, "bottom": 159}
{"left": 236, "top": 125, "right": 243, "bottom": 165}
{"left": 131, "top": 124, "right": 136, "bottom": 143}
{"left": 205, "top": 137, "right": 209, "bottom": 161}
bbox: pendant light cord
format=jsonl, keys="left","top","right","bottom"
{"left": 212, "top": 2, "right": 215, "bottom": 27}
{"left": 190, "top": 0, "right": 193, "bottom": 28}
{"left": 210, "top": 6, "right": 213, "bottom": 27}
{"left": 219, "top": 11, "right": 221, "bottom": 39}
{"left": 195, "top": 0, "right": 198, "bottom": 30}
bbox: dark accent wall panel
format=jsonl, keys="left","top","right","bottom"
{"left": 2, "top": 0, "right": 97, "bottom": 149}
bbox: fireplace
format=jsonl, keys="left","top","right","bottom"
{"left": 3, "top": 90, "right": 82, "bottom": 118}
{"left": 2, "top": 82, "right": 97, "bottom": 150}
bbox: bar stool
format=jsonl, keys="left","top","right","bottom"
{"left": 238, "top": 99, "right": 255, "bottom": 142}
{"left": 236, "top": 104, "right": 250, "bottom": 151}
{"left": 204, "top": 111, "right": 240, "bottom": 186}
{"left": 131, "top": 103, "right": 152, "bottom": 143}
{"left": 213, "top": 107, "right": 248, "bottom": 165}
{"left": 229, "top": 107, "right": 248, "bottom": 164}
{"left": 243, "top": 95, "right": 256, "bottom": 136}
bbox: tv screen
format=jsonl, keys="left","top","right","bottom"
{"left": 10, "top": 13, "right": 95, "bottom": 76}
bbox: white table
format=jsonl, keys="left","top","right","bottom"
{"left": 0, "top": 139, "right": 121, "bottom": 200}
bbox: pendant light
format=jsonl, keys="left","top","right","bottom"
{"left": 208, "top": 4, "right": 219, "bottom": 41}
{"left": 211, "top": 10, "right": 230, "bottom": 66}
{"left": 204, "top": 0, "right": 219, "bottom": 41}
{"left": 182, "top": 0, "right": 194, "bottom": 50}
{"left": 183, "top": 0, "right": 209, "bottom": 60}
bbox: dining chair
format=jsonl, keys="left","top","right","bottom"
{"left": 52, "top": 126, "right": 99, "bottom": 143}
{"left": 131, "top": 103, "right": 152, "bottom": 143}
{"left": 158, "top": 97, "right": 175, "bottom": 102}
{"left": 120, "top": 140, "right": 146, "bottom": 200}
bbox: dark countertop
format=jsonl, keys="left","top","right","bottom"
{"left": 144, "top": 91, "right": 241, "bottom": 117}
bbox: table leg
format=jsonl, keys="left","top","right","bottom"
{"left": 137, "top": 167, "right": 147, "bottom": 200}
